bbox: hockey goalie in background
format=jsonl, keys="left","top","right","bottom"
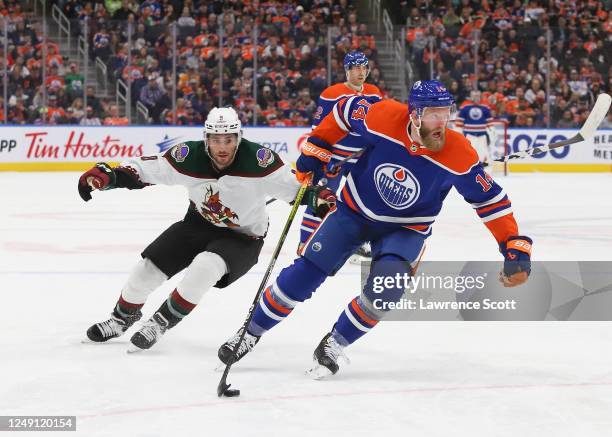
{"left": 77, "top": 107, "right": 335, "bottom": 352}
{"left": 454, "top": 90, "right": 500, "bottom": 167}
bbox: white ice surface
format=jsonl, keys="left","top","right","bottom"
{"left": 1, "top": 172, "right": 612, "bottom": 437}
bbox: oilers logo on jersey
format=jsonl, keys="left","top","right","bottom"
{"left": 468, "top": 106, "right": 484, "bottom": 121}
{"left": 374, "top": 164, "right": 420, "bottom": 210}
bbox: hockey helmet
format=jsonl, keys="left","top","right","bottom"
{"left": 343, "top": 50, "right": 369, "bottom": 71}
{"left": 408, "top": 80, "right": 456, "bottom": 118}
{"left": 204, "top": 107, "right": 242, "bottom": 148}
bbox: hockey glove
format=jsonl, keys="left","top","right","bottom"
{"left": 303, "top": 185, "right": 337, "bottom": 218}
{"left": 78, "top": 162, "right": 116, "bottom": 201}
{"left": 295, "top": 141, "right": 332, "bottom": 183}
{"left": 499, "top": 235, "right": 532, "bottom": 287}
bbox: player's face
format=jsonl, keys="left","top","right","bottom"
{"left": 417, "top": 107, "right": 452, "bottom": 152}
{"left": 346, "top": 64, "right": 368, "bottom": 87}
{"left": 207, "top": 133, "right": 239, "bottom": 169}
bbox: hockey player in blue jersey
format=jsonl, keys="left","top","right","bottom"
{"left": 218, "top": 80, "right": 533, "bottom": 378}
{"left": 298, "top": 50, "right": 383, "bottom": 262}
{"left": 455, "top": 90, "right": 497, "bottom": 165}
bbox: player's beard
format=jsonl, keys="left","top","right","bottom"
{"left": 420, "top": 125, "right": 446, "bottom": 152}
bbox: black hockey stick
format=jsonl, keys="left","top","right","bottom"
{"left": 217, "top": 179, "right": 311, "bottom": 397}
{"left": 495, "top": 93, "right": 611, "bottom": 162}
{"left": 265, "top": 149, "right": 364, "bottom": 206}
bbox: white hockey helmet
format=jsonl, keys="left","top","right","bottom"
{"left": 204, "top": 107, "right": 242, "bottom": 147}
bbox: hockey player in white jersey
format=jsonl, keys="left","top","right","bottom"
{"left": 79, "top": 107, "right": 335, "bottom": 352}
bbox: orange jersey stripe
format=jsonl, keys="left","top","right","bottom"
{"left": 341, "top": 186, "right": 359, "bottom": 213}
{"left": 477, "top": 199, "right": 511, "bottom": 215}
{"left": 302, "top": 219, "right": 321, "bottom": 228}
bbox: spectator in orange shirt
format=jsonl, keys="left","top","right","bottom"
{"left": 103, "top": 104, "right": 129, "bottom": 126}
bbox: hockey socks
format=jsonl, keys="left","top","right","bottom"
{"left": 248, "top": 283, "right": 297, "bottom": 336}
{"left": 114, "top": 295, "right": 144, "bottom": 320}
{"left": 155, "top": 289, "right": 196, "bottom": 329}
{"left": 332, "top": 296, "right": 379, "bottom": 346}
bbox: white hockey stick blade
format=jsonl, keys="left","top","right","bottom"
{"left": 579, "top": 93, "right": 611, "bottom": 141}
{"left": 496, "top": 93, "right": 611, "bottom": 162}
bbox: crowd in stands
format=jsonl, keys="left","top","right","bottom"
{"left": 2, "top": 0, "right": 609, "bottom": 129}
{"left": 0, "top": 0, "right": 389, "bottom": 126}
{"left": 403, "top": 0, "right": 611, "bottom": 128}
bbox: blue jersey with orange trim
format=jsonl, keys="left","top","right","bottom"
{"left": 306, "top": 97, "right": 519, "bottom": 243}
{"left": 312, "top": 82, "right": 383, "bottom": 164}
{"left": 456, "top": 103, "right": 493, "bottom": 136}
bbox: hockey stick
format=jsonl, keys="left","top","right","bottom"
{"left": 217, "top": 179, "right": 311, "bottom": 397}
{"left": 495, "top": 93, "right": 611, "bottom": 162}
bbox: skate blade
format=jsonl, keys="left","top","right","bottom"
{"left": 305, "top": 363, "right": 334, "bottom": 380}
{"left": 214, "top": 362, "right": 227, "bottom": 372}
{"left": 126, "top": 343, "right": 146, "bottom": 354}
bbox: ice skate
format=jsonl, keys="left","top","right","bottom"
{"left": 128, "top": 312, "right": 170, "bottom": 352}
{"left": 85, "top": 310, "right": 142, "bottom": 343}
{"left": 349, "top": 243, "right": 372, "bottom": 265}
{"left": 218, "top": 328, "right": 260, "bottom": 365}
{"left": 307, "top": 333, "right": 350, "bottom": 379}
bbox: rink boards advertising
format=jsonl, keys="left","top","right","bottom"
{"left": 0, "top": 126, "right": 610, "bottom": 172}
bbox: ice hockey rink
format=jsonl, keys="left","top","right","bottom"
{"left": 1, "top": 171, "right": 611, "bottom": 437}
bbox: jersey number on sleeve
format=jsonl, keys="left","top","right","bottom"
{"left": 475, "top": 173, "right": 493, "bottom": 192}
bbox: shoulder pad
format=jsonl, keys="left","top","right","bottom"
{"left": 319, "top": 84, "right": 354, "bottom": 101}
{"left": 363, "top": 83, "right": 384, "bottom": 98}
{"left": 226, "top": 139, "right": 284, "bottom": 177}
{"left": 363, "top": 100, "right": 411, "bottom": 145}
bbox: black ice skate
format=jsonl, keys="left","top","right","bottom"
{"left": 218, "top": 328, "right": 260, "bottom": 365}
{"left": 349, "top": 243, "right": 372, "bottom": 265}
{"left": 307, "top": 333, "right": 350, "bottom": 379}
{"left": 128, "top": 312, "right": 170, "bottom": 352}
{"left": 86, "top": 310, "right": 142, "bottom": 342}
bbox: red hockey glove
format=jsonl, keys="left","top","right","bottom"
{"left": 499, "top": 236, "right": 532, "bottom": 287}
{"left": 303, "top": 185, "right": 337, "bottom": 218}
{"left": 78, "top": 163, "right": 116, "bottom": 201}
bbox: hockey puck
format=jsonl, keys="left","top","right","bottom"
{"left": 224, "top": 388, "right": 241, "bottom": 397}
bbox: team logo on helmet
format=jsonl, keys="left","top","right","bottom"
{"left": 171, "top": 143, "right": 189, "bottom": 162}
{"left": 312, "top": 242, "right": 322, "bottom": 252}
{"left": 374, "top": 164, "right": 420, "bottom": 210}
{"left": 256, "top": 147, "right": 275, "bottom": 167}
